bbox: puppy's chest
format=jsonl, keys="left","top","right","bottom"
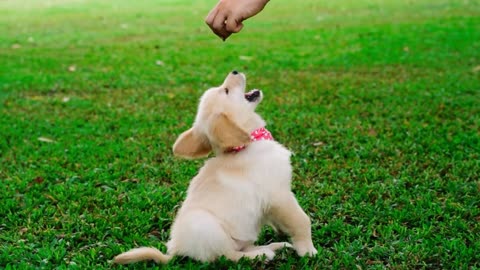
{"left": 217, "top": 171, "right": 269, "bottom": 207}
{"left": 221, "top": 157, "right": 290, "bottom": 236}
{"left": 216, "top": 174, "right": 268, "bottom": 240}
{"left": 242, "top": 143, "right": 293, "bottom": 188}
{"left": 186, "top": 143, "right": 293, "bottom": 241}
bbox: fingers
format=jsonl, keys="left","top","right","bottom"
{"left": 205, "top": 4, "right": 218, "bottom": 29}
{"left": 211, "top": 12, "right": 231, "bottom": 40}
{"left": 225, "top": 17, "right": 243, "bottom": 33}
{"left": 206, "top": 0, "right": 270, "bottom": 40}
{"left": 205, "top": 4, "right": 238, "bottom": 40}
{"left": 205, "top": 14, "right": 241, "bottom": 40}
{"left": 206, "top": 11, "right": 233, "bottom": 40}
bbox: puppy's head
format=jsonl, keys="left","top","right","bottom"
{"left": 173, "top": 71, "right": 265, "bottom": 159}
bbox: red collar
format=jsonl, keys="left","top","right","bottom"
{"left": 227, "top": 127, "right": 274, "bottom": 153}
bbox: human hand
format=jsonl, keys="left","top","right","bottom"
{"left": 205, "top": 0, "right": 270, "bottom": 40}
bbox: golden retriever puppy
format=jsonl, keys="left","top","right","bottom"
{"left": 114, "top": 71, "right": 317, "bottom": 264}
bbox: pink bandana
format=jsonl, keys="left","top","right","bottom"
{"left": 228, "top": 127, "right": 274, "bottom": 153}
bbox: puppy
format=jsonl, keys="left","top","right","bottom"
{"left": 114, "top": 71, "right": 317, "bottom": 264}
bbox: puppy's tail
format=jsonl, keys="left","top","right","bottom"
{"left": 113, "top": 247, "right": 173, "bottom": 264}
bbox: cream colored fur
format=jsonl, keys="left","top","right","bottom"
{"left": 114, "top": 72, "right": 317, "bottom": 265}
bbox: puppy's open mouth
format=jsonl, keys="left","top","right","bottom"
{"left": 245, "top": 90, "right": 261, "bottom": 102}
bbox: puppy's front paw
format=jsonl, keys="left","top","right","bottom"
{"left": 294, "top": 241, "right": 318, "bottom": 257}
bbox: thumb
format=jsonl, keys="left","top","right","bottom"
{"left": 225, "top": 17, "right": 244, "bottom": 33}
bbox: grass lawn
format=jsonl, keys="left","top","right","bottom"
{"left": 1, "top": 0, "right": 479, "bottom": 268}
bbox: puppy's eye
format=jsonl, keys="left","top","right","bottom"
{"left": 224, "top": 88, "right": 229, "bottom": 95}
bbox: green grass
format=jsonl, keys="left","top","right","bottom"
{"left": 1, "top": 0, "right": 479, "bottom": 268}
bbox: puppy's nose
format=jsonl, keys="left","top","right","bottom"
{"left": 232, "top": 70, "right": 238, "bottom": 75}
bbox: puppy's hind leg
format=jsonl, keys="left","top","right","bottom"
{"left": 225, "top": 248, "right": 276, "bottom": 262}
{"left": 170, "top": 210, "right": 238, "bottom": 262}
{"left": 229, "top": 242, "right": 291, "bottom": 262}
{"left": 172, "top": 211, "right": 281, "bottom": 262}
{"left": 243, "top": 242, "right": 293, "bottom": 252}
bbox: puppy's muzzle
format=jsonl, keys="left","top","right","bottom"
{"left": 224, "top": 70, "right": 246, "bottom": 88}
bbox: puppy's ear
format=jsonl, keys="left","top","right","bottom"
{"left": 210, "top": 113, "right": 250, "bottom": 149}
{"left": 173, "top": 128, "right": 212, "bottom": 159}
